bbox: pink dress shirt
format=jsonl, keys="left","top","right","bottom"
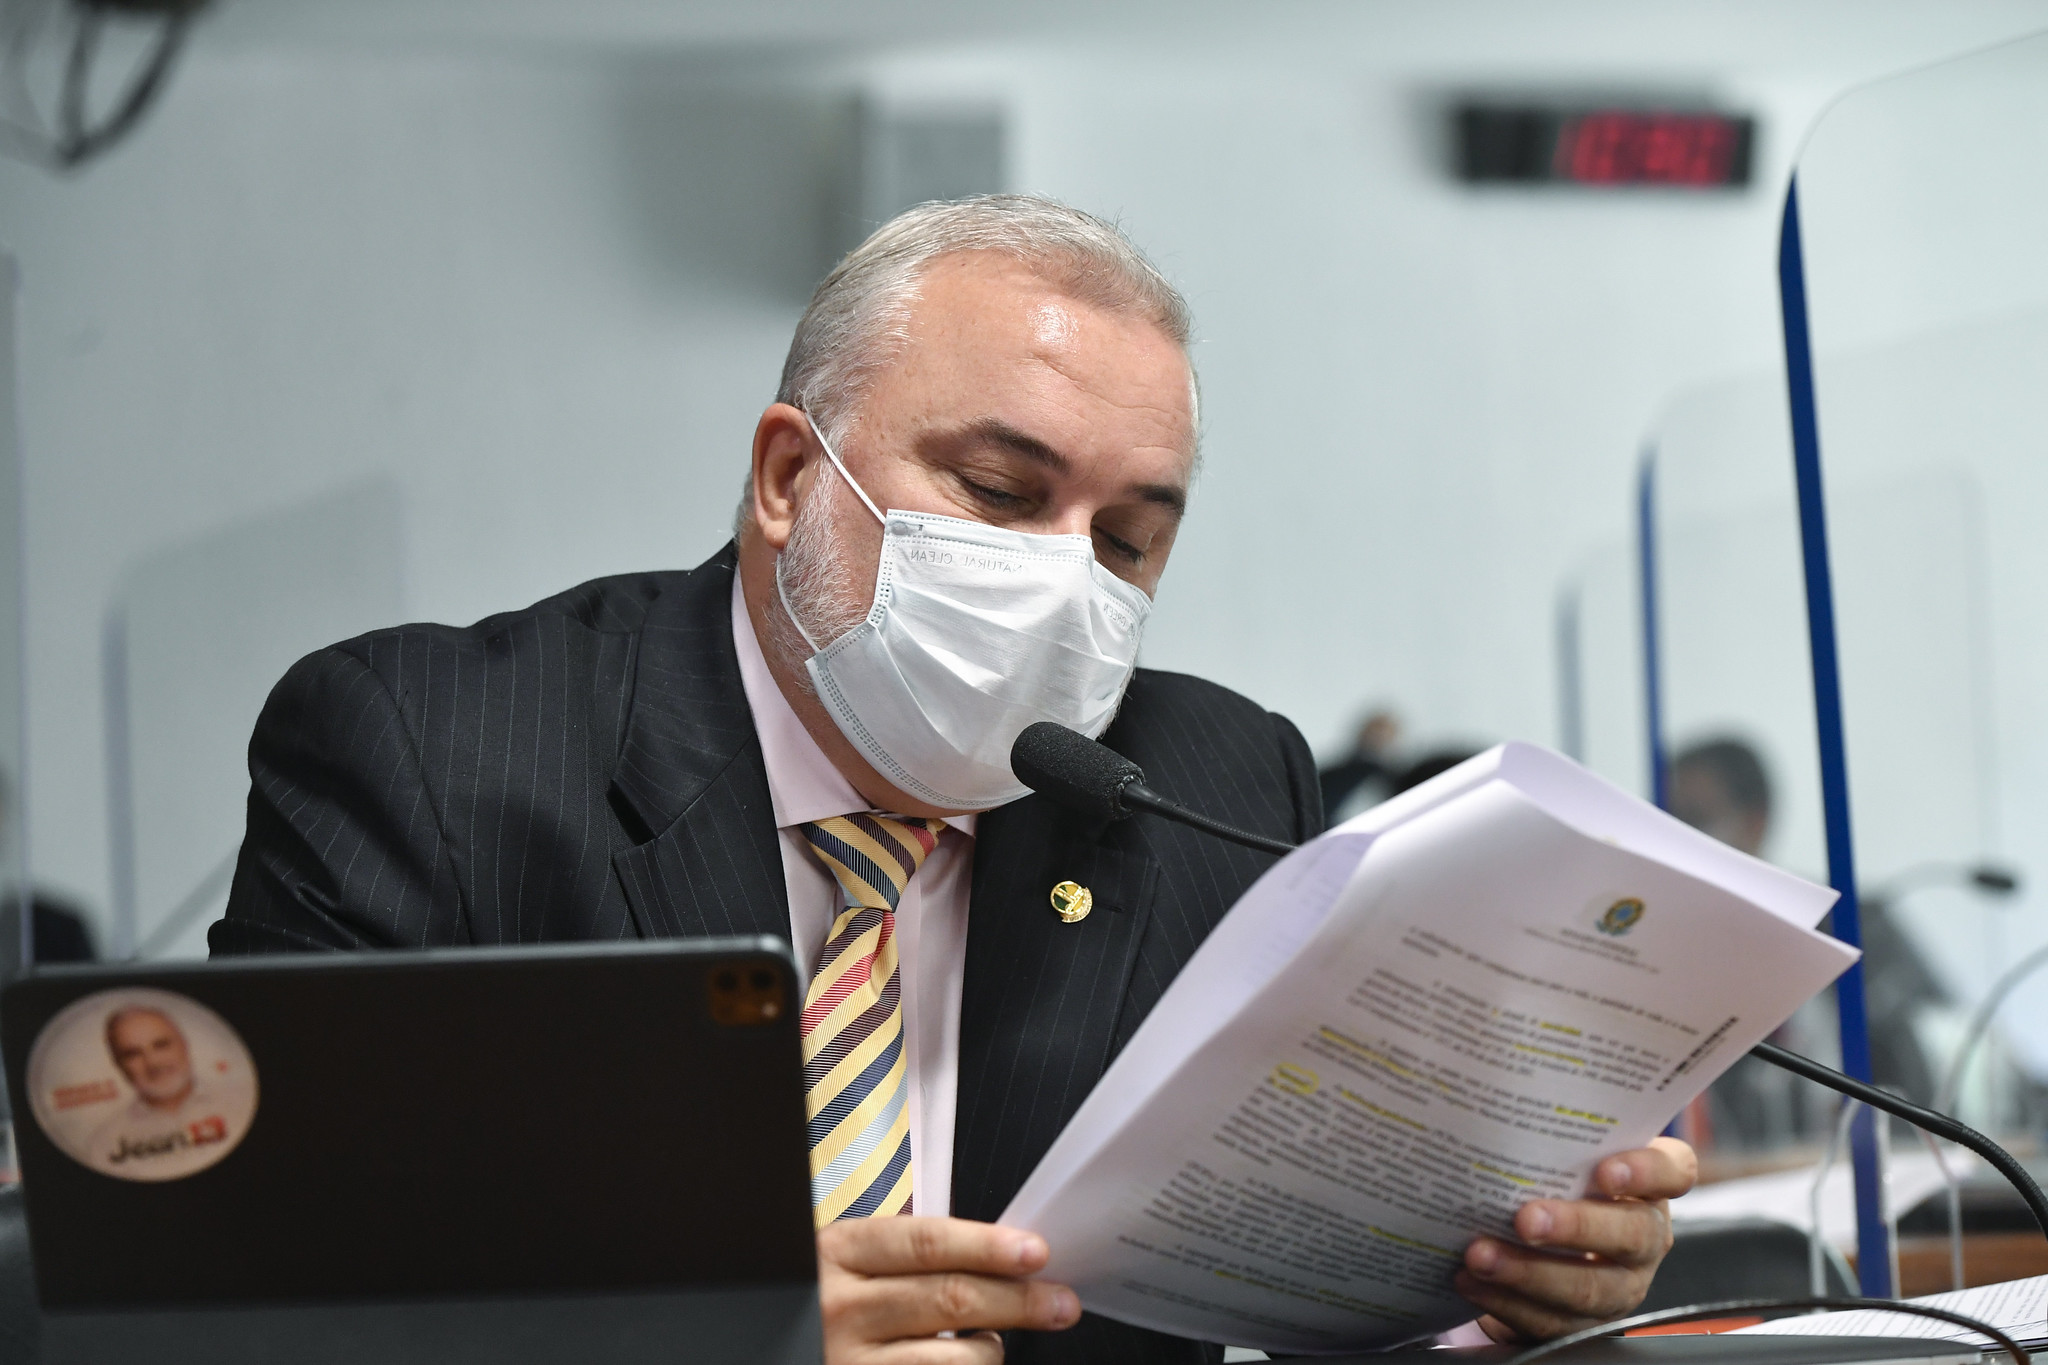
{"left": 731, "top": 577, "right": 975, "bottom": 1219}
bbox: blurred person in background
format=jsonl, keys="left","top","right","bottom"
{"left": 1318, "top": 711, "right": 1482, "bottom": 821}
{"left": 1669, "top": 738, "right": 1827, "bottom": 1151}
{"left": 1392, "top": 747, "right": 1482, "bottom": 797}
{"left": 1666, "top": 739, "right": 1771, "bottom": 859}
{"left": 1668, "top": 735, "right": 1949, "bottom": 1152}
{"left": 1319, "top": 708, "right": 1401, "bottom": 820}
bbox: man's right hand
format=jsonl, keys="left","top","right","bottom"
{"left": 817, "top": 1216, "right": 1081, "bottom": 1363}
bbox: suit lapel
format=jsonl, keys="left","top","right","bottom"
{"left": 608, "top": 544, "right": 790, "bottom": 943}
{"left": 605, "top": 546, "right": 1169, "bottom": 1221}
{"left": 950, "top": 796, "right": 1159, "bottom": 1223}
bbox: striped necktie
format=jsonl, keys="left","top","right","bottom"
{"left": 799, "top": 813, "right": 944, "bottom": 1225}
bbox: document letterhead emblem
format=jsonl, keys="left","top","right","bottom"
{"left": 1597, "top": 898, "right": 1645, "bottom": 937}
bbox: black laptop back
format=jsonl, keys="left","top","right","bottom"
{"left": 1, "top": 938, "right": 821, "bottom": 1364}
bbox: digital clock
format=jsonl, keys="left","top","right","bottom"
{"left": 1455, "top": 103, "right": 1755, "bottom": 188}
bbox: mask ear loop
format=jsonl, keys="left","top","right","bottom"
{"left": 773, "top": 412, "right": 886, "bottom": 654}
{"left": 806, "top": 413, "right": 886, "bottom": 526}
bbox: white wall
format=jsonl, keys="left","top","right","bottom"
{"left": 0, "top": 52, "right": 826, "bottom": 941}
{"left": 2, "top": 7, "right": 2045, "bottom": 951}
{"left": 1006, "top": 54, "right": 1812, "bottom": 752}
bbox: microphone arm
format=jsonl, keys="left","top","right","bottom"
{"left": 1008, "top": 722, "right": 2048, "bottom": 1242}
{"left": 1117, "top": 781, "right": 1298, "bottom": 857}
{"left": 1753, "top": 1040, "right": 2048, "bottom": 1239}
{"left": 1007, "top": 720, "right": 1295, "bottom": 856}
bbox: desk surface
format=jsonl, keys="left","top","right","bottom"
{"left": 1353, "top": 1338, "right": 1981, "bottom": 1365}
{"left": 1894, "top": 1233, "right": 2048, "bottom": 1298}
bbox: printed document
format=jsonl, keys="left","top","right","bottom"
{"left": 1002, "top": 743, "right": 1856, "bottom": 1354}
{"left": 1733, "top": 1275, "right": 2048, "bottom": 1348}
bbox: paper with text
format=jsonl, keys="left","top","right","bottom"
{"left": 1002, "top": 743, "right": 1855, "bottom": 1355}
{"left": 1732, "top": 1275, "right": 2048, "bottom": 1346}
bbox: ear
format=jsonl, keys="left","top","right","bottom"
{"left": 750, "top": 403, "right": 819, "bottom": 552}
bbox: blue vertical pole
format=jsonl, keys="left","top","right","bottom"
{"left": 1636, "top": 453, "right": 1668, "bottom": 811}
{"left": 1639, "top": 452, "right": 1689, "bottom": 1140}
{"left": 1778, "top": 179, "right": 1891, "bottom": 1298}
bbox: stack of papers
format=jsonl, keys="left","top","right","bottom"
{"left": 1732, "top": 1276, "right": 2048, "bottom": 1348}
{"left": 1005, "top": 743, "right": 1856, "bottom": 1354}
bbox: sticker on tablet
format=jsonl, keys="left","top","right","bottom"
{"left": 26, "top": 988, "right": 259, "bottom": 1181}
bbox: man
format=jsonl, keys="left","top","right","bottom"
{"left": 107, "top": 1008, "right": 195, "bottom": 1110}
{"left": 87, "top": 1006, "right": 241, "bottom": 1179}
{"left": 1666, "top": 738, "right": 1773, "bottom": 862}
{"left": 1316, "top": 708, "right": 1401, "bottom": 820}
{"left": 212, "top": 195, "right": 1692, "bottom": 1363}
{"left": 1669, "top": 736, "right": 1939, "bottom": 1139}
{"left": 1667, "top": 737, "right": 1795, "bottom": 1150}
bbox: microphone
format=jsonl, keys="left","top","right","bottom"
{"left": 1009, "top": 722, "right": 2048, "bottom": 1242}
{"left": 1009, "top": 721, "right": 1296, "bottom": 856}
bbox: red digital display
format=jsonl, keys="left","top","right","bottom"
{"left": 1553, "top": 111, "right": 1748, "bottom": 187}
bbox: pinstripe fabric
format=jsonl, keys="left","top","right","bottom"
{"left": 958, "top": 668, "right": 1320, "bottom": 1365}
{"left": 210, "top": 542, "right": 1321, "bottom": 1365}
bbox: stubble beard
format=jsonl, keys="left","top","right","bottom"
{"left": 764, "top": 464, "right": 871, "bottom": 696}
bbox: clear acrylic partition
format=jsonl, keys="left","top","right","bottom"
{"left": 0, "top": 255, "right": 26, "bottom": 1164}
{"left": 1554, "top": 537, "right": 1642, "bottom": 792}
{"left": 1647, "top": 370, "right": 1836, "bottom": 1169}
{"left": 1793, "top": 32, "right": 2048, "bottom": 1149}
{"left": 108, "top": 480, "right": 403, "bottom": 961}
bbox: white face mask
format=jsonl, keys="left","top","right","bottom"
{"left": 775, "top": 420, "right": 1154, "bottom": 810}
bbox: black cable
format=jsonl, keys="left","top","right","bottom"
{"left": 55, "top": 0, "right": 100, "bottom": 150}
{"left": 0, "top": 1, "right": 199, "bottom": 171}
{"left": 1751, "top": 1040, "right": 2048, "bottom": 1241}
{"left": 1119, "top": 782, "right": 1297, "bottom": 857}
{"left": 1502, "top": 1297, "right": 2031, "bottom": 1365}
{"left": 54, "top": 4, "right": 193, "bottom": 168}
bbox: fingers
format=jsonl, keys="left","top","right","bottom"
{"left": 1457, "top": 1237, "right": 1651, "bottom": 1336}
{"left": 1455, "top": 1266, "right": 1611, "bottom": 1343}
{"left": 837, "top": 1269, "right": 1078, "bottom": 1343}
{"left": 822, "top": 1217, "right": 1050, "bottom": 1279}
{"left": 1448, "top": 1144, "right": 1696, "bottom": 1343}
{"left": 850, "top": 1331, "right": 1006, "bottom": 1365}
{"left": 1592, "top": 1139, "right": 1698, "bottom": 1202}
{"left": 1503, "top": 1140, "right": 1691, "bottom": 1270}
{"left": 1475, "top": 1315, "right": 1523, "bottom": 1344}
{"left": 818, "top": 1218, "right": 1079, "bottom": 1352}
{"left": 1512, "top": 1191, "right": 1672, "bottom": 1269}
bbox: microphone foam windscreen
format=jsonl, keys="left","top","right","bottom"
{"left": 1010, "top": 722, "right": 1145, "bottom": 823}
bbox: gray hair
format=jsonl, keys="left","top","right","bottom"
{"left": 775, "top": 194, "right": 1198, "bottom": 449}
{"left": 105, "top": 1005, "right": 181, "bottom": 1056}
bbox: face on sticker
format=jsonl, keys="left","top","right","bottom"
{"left": 26, "top": 988, "right": 259, "bottom": 1183}
{"left": 107, "top": 1008, "right": 195, "bottom": 1111}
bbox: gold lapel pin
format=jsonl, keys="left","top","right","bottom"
{"left": 1050, "top": 880, "right": 1093, "bottom": 924}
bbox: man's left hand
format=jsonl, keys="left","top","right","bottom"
{"left": 1454, "top": 1137, "right": 1697, "bottom": 1342}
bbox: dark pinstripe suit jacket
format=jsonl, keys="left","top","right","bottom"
{"left": 210, "top": 543, "right": 1323, "bottom": 1365}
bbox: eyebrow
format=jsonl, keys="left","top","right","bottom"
{"left": 960, "top": 417, "right": 1188, "bottom": 517}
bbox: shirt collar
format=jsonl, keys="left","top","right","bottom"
{"left": 730, "top": 570, "right": 975, "bottom": 839}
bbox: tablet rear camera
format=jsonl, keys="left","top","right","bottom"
{"left": 708, "top": 962, "right": 787, "bottom": 1026}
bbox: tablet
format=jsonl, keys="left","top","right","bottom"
{"left": 1, "top": 938, "right": 819, "bottom": 1365}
